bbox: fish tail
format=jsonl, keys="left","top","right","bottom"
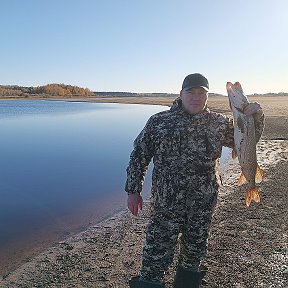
{"left": 245, "top": 187, "right": 261, "bottom": 207}
{"left": 255, "top": 163, "right": 264, "bottom": 183}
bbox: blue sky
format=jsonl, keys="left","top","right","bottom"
{"left": 1, "top": 0, "right": 287, "bottom": 94}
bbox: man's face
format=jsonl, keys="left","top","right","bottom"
{"left": 180, "top": 87, "right": 208, "bottom": 114}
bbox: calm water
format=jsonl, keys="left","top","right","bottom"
{"left": 0, "top": 100, "right": 169, "bottom": 272}
{"left": 0, "top": 100, "right": 229, "bottom": 273}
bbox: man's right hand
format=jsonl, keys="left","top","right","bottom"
{"left": 127, "top": 193, "right": 143, "bottom": 216}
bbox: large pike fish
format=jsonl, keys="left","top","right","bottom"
{"left": 226, "top": 82, "right": 264, "bottom": 207}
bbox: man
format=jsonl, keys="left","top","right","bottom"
{"left": 125, "top": 73, "right": 264, "bottom": 288}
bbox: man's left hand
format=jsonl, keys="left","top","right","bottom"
{"left": 243, "top": 102, "right": 263, "bottom": 119}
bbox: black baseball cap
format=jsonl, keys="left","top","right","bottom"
{"left": 182, "top": 73, "right": 209, "bottom": 91}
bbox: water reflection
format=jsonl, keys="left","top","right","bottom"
{"left": 0, "top": 101, "right": 169, "bottom": 272}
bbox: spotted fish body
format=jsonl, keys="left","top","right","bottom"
{"left": 226, "top": 82, "right": 263, "bottom": 207}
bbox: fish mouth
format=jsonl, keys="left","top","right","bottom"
{"left": 226, "top": 81, "right": 247, "bottom": 112}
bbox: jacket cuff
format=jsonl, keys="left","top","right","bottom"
{"left": 126, "top": 191, "right": 140, "bottom": 195}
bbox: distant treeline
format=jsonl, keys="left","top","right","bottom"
{"left": 0, "top": 84, "right": 94, "bottom": 98}
{"left": 0, "top": 84, "right": 287, "bottom": 98}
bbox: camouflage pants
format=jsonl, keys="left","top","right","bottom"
{"left": 140, "top": 177, "right": 218, "bottom": 283}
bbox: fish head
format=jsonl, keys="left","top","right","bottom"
{"left": 226, "top": 82, "right": 249, "bottom": 112}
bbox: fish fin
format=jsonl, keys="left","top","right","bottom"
{"left": 229, "top": 99, "right": 233, "bottom": 111}
{"left": 245, "top": 187, "right": 261, "bottom": 207}
{"left": 232, "top": 147, "right": 237, "bottom": 159}
{"left": 255, "top": 164, "right": 264, "bottom": 183}
{"left": 237, "top": 172, "right": 247, "bottom": 186}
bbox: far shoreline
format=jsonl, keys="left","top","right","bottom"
{"left": 1, "top": 94, "right": 287, "bottom": 115}
{"left": 2, "top": 95, "right": 287, "bottom": 141}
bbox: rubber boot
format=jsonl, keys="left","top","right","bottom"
{"left": 129, "top": 276, "right": 165, "bottom": 288}
{"left": 173, "top": 266, "right": 208, "bottom": 288}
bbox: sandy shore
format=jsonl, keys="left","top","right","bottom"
{"left": 0, "top": 96, "right": 287, "bottom": 287}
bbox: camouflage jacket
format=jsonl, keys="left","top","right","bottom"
{"left": 125, "top": 97, "right": 264, "bottom": 195}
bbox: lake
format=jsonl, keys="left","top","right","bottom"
{"left": 0, "top": 100, "right": 230, "bottom": 274}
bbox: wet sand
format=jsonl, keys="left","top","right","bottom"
{"left": 0, "top": 95, "right": 287, "bottom": 287}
